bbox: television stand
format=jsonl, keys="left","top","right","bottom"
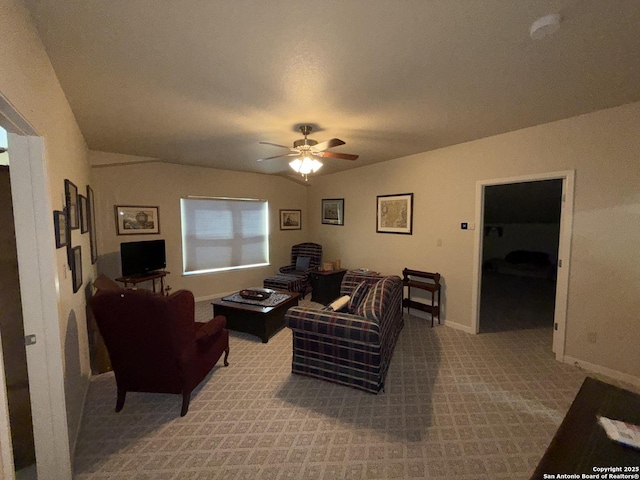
{"left": 116, "top": 271, "right": 169, "bottom": 295}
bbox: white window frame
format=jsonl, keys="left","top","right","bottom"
{"left": 180, "top": 196, "right": 269, "bottom": 275}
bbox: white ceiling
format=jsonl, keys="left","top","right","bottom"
{"left": 26, "top": 0, "right": 640, "bottom": 179}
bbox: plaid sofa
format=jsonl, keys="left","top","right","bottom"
{"left": 285, "top": 271, "right": 403, "bottom": 393}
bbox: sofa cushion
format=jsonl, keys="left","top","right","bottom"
{"left": 356, "top": 277, "right": 392, "bottom": 322}
{"left": 347, "top": 281, "right": 370, "bottom": 314}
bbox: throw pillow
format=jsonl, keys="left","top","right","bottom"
{"left": 295, "top": 256, "right": 311, "bottom": 271}
{"left": 325, "top": 295, "right": 350, "bottom": 312}
{"left": 356, "top": 278, "right": 390, "bottom": 322}
{"left": 347, "top": 281, "right": 370, "bottom": 314}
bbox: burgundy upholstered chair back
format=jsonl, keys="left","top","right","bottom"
{"left": 91, "top": 289, "right": 198, "bottom": 394}
{"left": 90, "top": 285, "right": 229, "bottom": 416}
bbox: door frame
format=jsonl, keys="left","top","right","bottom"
{"left": 470, "top": 170, "right": 575, "bottom": 359}
{"left": 0, "top": 94, "right": 72, "bottom": 479}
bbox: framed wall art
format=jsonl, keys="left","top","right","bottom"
{"left": 79, "top": 194, "right": 89, "bottom": 233}
{"left": 65, "top": 179, "right": 79, "bottom": 230}
{"left": 280, "top": 209, "right": 301, "bottom": 230}
{"left": 376, "top": 193, "right": 413, "bottom": 234}
{"left": 87, "top": 186, "right": 98, "bottom": 263}
{"left": 115, "top": 205, "right": 160, "bottom": 235}
{"left": 53, "top": 210, "right": 67, "bottom": 248}
{"left": 71, "top": 245, "right": 82, "bottom": 293}
{"left": 321, "top": 198, "right": 344, "bottom": 226}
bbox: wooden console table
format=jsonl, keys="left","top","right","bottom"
{"left": 115, "top": 271, "right": 169, "bottom": 295}
{"left": 402, "top": 268, "right": 441, "bottom": 327}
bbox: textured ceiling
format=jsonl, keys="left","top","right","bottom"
{"left": 26, "top": 0, "right": 640, "bottom": 180}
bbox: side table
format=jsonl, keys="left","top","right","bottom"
{"left": 310, "top": 269, "right": 347, "bottom": 304}
{"left": 115, "top": 270, "right": 169, "bottom": 295}
{"left": 402, "top": 268, "right": 441, "bottom": 327}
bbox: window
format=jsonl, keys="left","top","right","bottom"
{"left": 181, "top": 197, "right": 269, "bottom": 275}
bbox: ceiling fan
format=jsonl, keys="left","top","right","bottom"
{"left": 258, "top": 125, "right": 358, "bottom": 179}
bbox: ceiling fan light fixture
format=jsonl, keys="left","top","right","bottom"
{"left": 289, "top": 156, "right": 323, "bottom": 175}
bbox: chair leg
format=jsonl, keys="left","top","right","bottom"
{"left": 223, "top": 348, "right": 230, "bottom": 366}
{"left": 181, "top": 391, "right": 191, "bottom": 417}
{"left": 115, "top": 388, "right": 126, "bottom": 413}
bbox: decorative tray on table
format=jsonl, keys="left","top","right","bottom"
{"left": 239, "top": 288, "right": 274, "bottom": 301}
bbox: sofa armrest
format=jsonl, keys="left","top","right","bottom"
{"left": 194, "top": 315, "right": 227, "bottom": 342}
{"left": 286, "top": 307, "right": 380, "bottom": 344}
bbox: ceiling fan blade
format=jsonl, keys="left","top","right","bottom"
{"left": 316, "top": 151, "right": 359, "bottom": 161}
{"left": 257, "top": 153, "right": 299, "bottom": 162}
{"left": 312, "top": 138, "right": 345, "bottom": 152}
{"left": 259, "top": 141, "right": 296, "bottom": 150}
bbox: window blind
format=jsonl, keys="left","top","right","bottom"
{"left": 181, "top": 197, "right": 269, "bottom": 275}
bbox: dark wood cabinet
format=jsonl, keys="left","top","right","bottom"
{"left": 310, "top": 269, "right": 347, "bottom": 305}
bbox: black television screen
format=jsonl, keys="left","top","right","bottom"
{"left": 120, "top": 239, "right": 166, "bottom": 277}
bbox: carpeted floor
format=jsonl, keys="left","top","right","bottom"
{"left": 71, "top": 296, "right": 625, "bottom": 480}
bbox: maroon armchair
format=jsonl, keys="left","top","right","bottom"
{"left": 89, "top": 287, "right": 229, "bottom": 416}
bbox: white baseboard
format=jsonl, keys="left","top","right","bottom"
{"left": 194, "top": 291, "right": 236, "bottom": 303}
{"left": 562, "top": 355, "right": 640, "bottom": 389}
{"left": 442, "top": 320, "right": 475, "bottom": 334}
{"left": 406, "top": 308, "right": 475, "bottom": 334}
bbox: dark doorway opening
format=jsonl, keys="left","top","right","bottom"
{"left": 479, "top": 179, "right": 562, "bottom": 333}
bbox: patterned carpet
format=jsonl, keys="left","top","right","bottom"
{"left": 73, "top": 298, "right": 605, "bottom": 479}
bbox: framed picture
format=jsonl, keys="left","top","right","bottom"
{"left": 115, "top": 205, "right": 160, "bottom": 235}
{"left": 53, "top": 210, "right": 67, "bottom": 248}
{"left": 376, "top": 193, "right": 413, "bottom": 234}
{"left": 71, "top": 246, "right": 82, "bottom": 293}
{"left": 65, "top": 179, "right": 79, "bottom": 230}
{"left": 279, "top": 209, "right": 301, "bottom": 230}
{"left": 87, "top": 186, "right": 98, "bottom": 263}
{"left": 79, "top": 195, "right": 89, "bottom": 233}
{"left": 321, "top": 198, "right": 344, "bottom": 226}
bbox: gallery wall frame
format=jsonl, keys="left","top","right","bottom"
{"left": 115, "top": 205, "right": 160, "bottom": 235}
{"left": 279, "top": 209, "right": 301, "bottom": 230}
{"left": 53, "top": 210, "right": 67, "bottom": 248}
{"left": 376, "top": 193, "right": 413, "bottom": 234}
{"left": 79, "top": 194, "right": 89, "bottom": 233}
{"left": 64, "top": 179, "right": 79, "bottom": 230}
{"left": 87, "top": 185, "right": 98, "bottom": 263}
{"left": 70, "top": 245, "right": 82, "bottom": 293}
{"left": 321, "top": 198, "right": 344, "bottom": 226}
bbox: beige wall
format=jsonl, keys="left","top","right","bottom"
{"left": 91, "top": 157, "right": 309, "bottom": 299}
{"left": 0, "top": 0, "right": 93, "bottom": 457}
{"left": 308, "top": 102, "right": 640, "bottom": 381}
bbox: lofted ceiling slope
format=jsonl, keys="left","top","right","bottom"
{"left": 25, "top": 0, "right": 640, "bottom": 179}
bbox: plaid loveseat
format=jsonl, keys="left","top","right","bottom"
{"left": 285, "top": 271, "right": 403, "bottom": 393}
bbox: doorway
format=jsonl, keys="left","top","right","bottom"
{"left": 0, "top": 95, "right": 73, "bottom": 479}
{"left": 471, "top": 171, "right": 575, "bottom": 358}
{"left": 0, "top": 131, "right": 36, "bottom": 476}
{"left": 479, "top": 179, "right": 562, "bottom": 334}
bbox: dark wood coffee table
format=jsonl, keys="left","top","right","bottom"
{"left": 531, "top": 377, "right": 640, "bottom": 478}
{"left": 212, "top": 291, "right": 299, "bottom": 343}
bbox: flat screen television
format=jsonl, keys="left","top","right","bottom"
{"left": 120, "top": 239, "right": 166, "bottom": 277}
